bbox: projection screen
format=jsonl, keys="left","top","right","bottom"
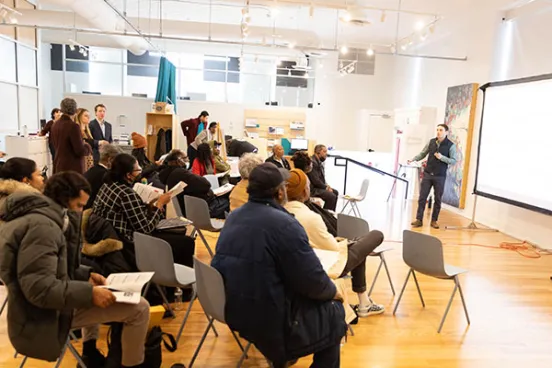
{"left": 475, "top": 74, "right": 552, "bottom": 216}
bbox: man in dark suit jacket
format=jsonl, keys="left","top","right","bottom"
{"left": 308, "top": 144, "right": 339, "bottom": 211}
{"left": 89, "top": 104, "right": 113, "bottom": 163}
{"left": 265, "top": 144, "right": 291, "bottom": 170}
{"left": 84, "top": 144, "right": 121, "bottom": 209}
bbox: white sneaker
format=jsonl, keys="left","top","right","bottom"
{"left": 357, "top": 303, "right": 385, "bottom": 317}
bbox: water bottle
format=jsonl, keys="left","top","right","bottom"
{"left": 174, "top": 288, "right": 183, "bottom": 311}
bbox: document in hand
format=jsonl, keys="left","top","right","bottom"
{"left": 133, "top": 183, "right": 163, "bottom": 203}
{"left": 100, "top": 272, "right": 154, "bottom": 304}
{"left": 215, "top": 170, "right": 230, "bottom": 178}
{"left": 312, "top": 248, "right": 340, "bottom": 274}
{"left": 212, "top": 183, "right": 234, "bottom": 196}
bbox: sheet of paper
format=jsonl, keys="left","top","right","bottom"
{"left": 112, "top": 291, "right": 142, "bottom": 304}
{"left": 213, "top": 183, "right": 234, "bottom": 196}
{"left": 215, "top": 170, "right": 230, "bottom": 178}
{"left": 312, "top": 249, "right": 340, "bottom": 273}
{"left": 102, "top": 272, "right": 154, "bottom": 293}
{"left": 168, "top": 181, "right": 187, "bottom": 198}
{"left": 133, "top": 183, "right": 163, "bottom": 203}
{"left": 275, "top": 127, "right": 284, "bottom": 135}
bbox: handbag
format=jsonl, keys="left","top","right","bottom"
{"left": 105, "top": 324, "right": 177, "bottom": 368}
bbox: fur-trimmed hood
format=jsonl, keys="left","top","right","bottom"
{"left": 0, "top": 180, "right": 41, "bottom": 219}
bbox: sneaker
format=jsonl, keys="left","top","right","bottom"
{"left": 357, "top": 303, "right": 385, "bottom": 317}
{"left": 431, "top": 221, "right": 440, "bottom": 229}
{"left": 411, "top": 220, "right": 423, "bottom": 228}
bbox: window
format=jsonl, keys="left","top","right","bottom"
{"left": 17, "top": 44, "right": 37, "bottom": 86}
{"left": 0, "top": 82, "right": 19, "bottom": 131}
{"left": 276, "top": 61, "right": 308, "bottom": 88}
{"left": 0, "top": 38, "right": 16, "bottom": 83}
{"left": 337, "top": 47, "right": 375, "bottom": 75}
{"left": 203, "top": 55, "right": 240, "bottom": 83}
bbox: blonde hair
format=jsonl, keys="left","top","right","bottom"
{"left": 75, "top": 108, "right": 92, "bottom": 139}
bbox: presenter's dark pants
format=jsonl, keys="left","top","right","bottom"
{"left": 416, "top": 174, "right": 446, "bottom": 222}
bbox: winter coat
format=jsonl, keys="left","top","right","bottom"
{"left": 50, "top": 114, "right": 92, "bottom": 174}
{"left": 158, "top": 165, "right": 213, "bottom": 216}
{"left": 308, "top": 154, "right": 328, "bottom": 197}
{"left": 0, "top": 193, "right": 93, "bottom": 361}
{"left": 211, "top": 197, "right": 347, "bottom": 364}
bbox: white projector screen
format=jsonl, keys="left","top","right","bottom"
{"left": 475, "top": 75, "right": 552, "bottom": 215}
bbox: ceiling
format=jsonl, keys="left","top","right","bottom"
{"left": 35, "top": 0, "right": 525, "bottom": 54}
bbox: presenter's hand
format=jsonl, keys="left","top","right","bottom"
{"left": 434, "top": 152, "right": 442, "bottom": 160}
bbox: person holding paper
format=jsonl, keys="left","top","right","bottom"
{"left": 285, "top": 169, "right": 385, "bottom": 318}
{"left": 212, "top": 163, "right": 346, "bottom": 368}
{"left": 0, "top": 172, "right": 151, "bottom": 367}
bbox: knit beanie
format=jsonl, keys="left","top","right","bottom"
{"left": 131, "top": 132, "right": 147, "bottom": 149}
{"left": 286, "top": 169, "right": 308, "bottom": 200}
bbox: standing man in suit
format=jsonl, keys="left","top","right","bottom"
{"left": 84, "top": 144, "right": 121, "bottom": 209}
{"left": 308, "top": 144, "right": 339, "bottom": 211}
{"left": 266, "top": 144, "right": 291, "bottom": 170}
{"left": 409, "top": 124, "right": 457, "bottom": 229}
{"left": 89, "top": 104, "right": 113, "bottom": 164}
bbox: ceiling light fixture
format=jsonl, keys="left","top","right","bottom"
{"left": 340, "top": 45, "right": 348, "bottom": 54}
{"left": 380, "top": 11, "right": 386, "bottom": 23}
{"left": 415, "top": 21, "right": 425, "bottom": 31}
{"left": 309, "top": 2, "right": 314, "bottom": 17}
{"left": 429, "top": 24, "right": 436, "bottom": 33}
{"left": 338, "top": 60, "right": 357, "bottom": 75}
{"left": 0, "top": 3, "right": 21, "bottom": 24}
{"left": 341, "top": 11, "right": 351, "bottom": 22}
{"left": 367, "top": 47, "right": 374, "bottom": 56}
{"left": 390, "top": 45, "right": 396, "bottom": 54}
{"left": 288, "top": 42, "right": 295, "bottom": 49}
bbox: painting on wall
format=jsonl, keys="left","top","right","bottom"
{"left": 442, "top": 83, "right": 479, "bottom": 209}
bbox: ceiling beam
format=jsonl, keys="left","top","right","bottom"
{"left": 504, "top": 0, "right": 552, "bottom": 21}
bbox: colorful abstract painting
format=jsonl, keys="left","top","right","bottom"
{"left": 442, "top": 83, "right": 478, "bottom": 209}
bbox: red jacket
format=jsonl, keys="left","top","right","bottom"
{"left": 191, "top": 158, "right": 216, "bottom": 177}
{"left": 181, "top": 118, "right": 206, "bottom": 146}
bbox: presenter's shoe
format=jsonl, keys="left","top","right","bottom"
{"left": 411, "top": 220, "right": 423, "bottom": 228}
{"left": 431, "top": 221, "right": 440, "bottom": 229}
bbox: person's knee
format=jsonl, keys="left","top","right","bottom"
{"left": 132, "top": 297, "right": 150, "bottom": 324}
{"left": 370, "top": 230, "right": 384, "bottom": 244}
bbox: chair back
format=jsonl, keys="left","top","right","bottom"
{"left": 357, "top": 179, "right": 370, "bottom": 201}
{"left": 134, "top": 232, "right": 177, "bottom": 286}
{"left": 184, "top": 195, "right": 213, "bottom": 229}
{"left": 172, "top": 196, "right": 184, "bottom": 217}
{"left": 337, "top": 213, "right": 370, "bottom": 239}
{"left": 402, "top": 230, "right": 448, "bottom": 278}
{"left": 204, "top": 174, "right": 220, "bottom": 189}
{"left": 193, "top": 256, "right": 226, "bottom": 323}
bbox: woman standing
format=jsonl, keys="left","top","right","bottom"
{"left": 75, "top": 108, "right": 95, "bottom": 173}
{"left": 39, "top": 108, "right": 62, "bottom": 159}
{"left": 191, "top": 143, "right": 216, "bottom": 176}
{"left": 50, "top": 98, "right": 92, "bottom": 174}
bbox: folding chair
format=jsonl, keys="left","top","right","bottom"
{"left": 204, "top": 174, "right": 220, "bottom": 190}
{"left": 134, "top": 232, "right": 217, "bottom": 344}
{"left": 189, "top": 257, "right": 251, "bottom": 368}
{"left": 19, "top": 331, "right": 86, "bottom": 368}
{"left": 184, "top": 195, "right": 224, "bottom": 258}
{"left": 340, "top": 179, "right": 369, "bottom": 217}
{"left": 337, "top": 214, "right": 395, "bottom": 295}
{"left": 393, "top": 230, "right": 470, "bottom": 333}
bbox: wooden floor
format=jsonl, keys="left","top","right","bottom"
{"left": 2, "top": 200, "right": 552, "bottom": 368}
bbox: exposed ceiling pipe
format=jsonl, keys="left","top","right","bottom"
{"left": 45, "top": 0, "right": 149, "bottom": 55}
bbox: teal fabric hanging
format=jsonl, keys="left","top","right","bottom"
{"left": 155, "top": 56, "right": 177, "bottom": 112}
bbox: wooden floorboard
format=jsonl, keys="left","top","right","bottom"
{"left": 1, "top": 200, "right": 552, "bottom": 367}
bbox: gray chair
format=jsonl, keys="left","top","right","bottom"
{"left": 134, "top": 232, "right": 216, "bottom": 344}
{"left": 0, "top": 295, "right": 7, "bottom": 317}
{"left": 204, "top": 174, "right": 220, "bottom": 190}
{"left": 189, "top": 257, "right": 250, "bottom": 368}
{"left": 337, "top": 214, "right": 395, "bottom": 296}
{"left": 19, "top": 331, "right": 85, "bottom": 368}
{"left": 340, "top": 178, "right": 369, "bottom": 217}
{"left": 184, "top": 195, "right": 224, "bottom": 258}
{"left": 393, "top": 230, "right": 470, "bottom": 333}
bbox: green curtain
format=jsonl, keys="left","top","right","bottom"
{"left": 155, "top": 56, "right": 177, "bottom": 112}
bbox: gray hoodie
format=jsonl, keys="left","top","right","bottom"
{"left": 0, "top": 192, "right": 93, "bottom": 361}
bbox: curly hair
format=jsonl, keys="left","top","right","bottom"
{"left": 43, "top": 172, "right": 91, "bottom": 208}
{"left": 291, "top": 151, "right": 312, "bottom": 173}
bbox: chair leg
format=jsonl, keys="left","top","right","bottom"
{"left": 236, "top": 342, "right": 252, "bottom": 368}
{"left": 67, "top": 342, "right": 87, "bottom": 368}
{"left": 411, "top": 270, "right": 425, "bottom": 307}
{"left": 175, "top": 289, "right": 196, "bottom": 344}
{"left": 381, "top": 253, "right": 396, "bottom": 295}
{"left": 18, "top": 356, "right": 27, "bottom": 368}
{"left": 189, "top": 319, "right": 214, "bottom": 368}
{"left": 0, "top": 296, "right": 7, "bottom": 316}
{"left": 393, "top": 269, "right": 411, "bottom": 315}
{"left": 155, "top": 283, "right": 175, "bottom": 318}
{"left": 230, "top": 329, "right": 248, "bottom": 357}
{"left": 196, "top": 229, "right": 215, "bottom": 258}
{"left": 53, "top": 342, "right": 68, "bottom": 368}
{"left": 348, "top": 324, "right": 355, "bottom": 336}
{"left": 340, "top": 200, "right": 350, "bottom": 214}
{"left": 204, "top": 313, "right": 219, "bottom": 337}
{"left": 367, "top": 258, "right": 384, "bottom": 296}
{"left": 455, "top": 275, "right": 471, "bottom": 325}
{"left": 353, "top": 202, "right": 362, "bottom": 218}
{"left": 438, "top": 281, "right": 458, "bottom": 333}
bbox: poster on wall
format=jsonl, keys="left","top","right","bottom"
{"left": 442, "top": 83, "right": 478, "bottom": 209}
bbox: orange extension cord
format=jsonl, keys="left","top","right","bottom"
{"left": 384, "top": 239, "right": 552, "bottom": 259}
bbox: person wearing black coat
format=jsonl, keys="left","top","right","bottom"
{"left": 211, "top": 163, "right": 346, "bottom": 368}
{"left": 84, "top": 144, "right": 120, "bottom": 209}
{"left": 226, "top": 138, "right": 258, "bottom": 157}
{"left": 308, "top": 145, "right": 339, "bottom": 211}
{"left": 265, "top": 144, "right": 291, "bottom": 170}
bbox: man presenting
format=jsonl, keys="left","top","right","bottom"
{"left": 409, "top": 124, "right": 457, "bottom": 229}
{"left": 309, "top": 144, "right": 339, "bottom": 211}
{"left": 89, "top": 104, "right": 113, "bottom": 164}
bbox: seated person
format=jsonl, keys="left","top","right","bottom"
{"left": 0, "top": 157, "right": 45, "bottom": 205}
{"left": 265, "top": 144, "right": 291, "bottom": 170}
{"left": 92, "top": 153, "right": 171, "bottom": 268}
{"left": 226, "top": 138, "right": 258, "bottom": 157}
{"left": 191, "top": 143, "right": 217, "bottom": 176}
{"left": 0, "top": 171, "right": 150, "bottom": 367}
{"left": 131, "top": 132, "right": 164, "bottom": 189}
{"left": 309, "top": 144, "right": 339, "bottom": 211}
{"left": 212, "top": 163, "right": 346, "bottom": 368}
{"left": 292, "top": 151, "right": 337, "bottom": 236}
{"left": 159, "top": 149, "right": 229, "bottom": 219}
{"left": 84, "top": 143, "right": 121, "bottom": 209}
{"left": 209, "top": 141, "right": 230, "bottom": 185}
{"left": 229, "top": 152, "right": 263, "bottom": 211}
{"left": 285, "top": 168, "right": 385, "bottom": 317}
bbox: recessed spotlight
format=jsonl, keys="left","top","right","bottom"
{"left": 367, "top": 48, "right": 374, "bottom": 56}
{"left": 401, "top": 44, "right": 407, "bottom": 51}
{"left": 415, "top": 21, "right": 425, "bottom": 31}
{"left": 340, "top": 45, "right": 348, "bottom": 54}
{"left": 69, "top": 44, "right": 75, "bottom": 51}
{"left": 342, "top": 11, "right": 351, "bottom": 22}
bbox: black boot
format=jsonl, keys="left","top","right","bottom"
{"left": 81, "top": 339, "right": 106, "bottom": 368}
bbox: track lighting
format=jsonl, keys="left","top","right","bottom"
{"left": 0, "top": 4, "right": 20, "bottom": 24}
{"left": 367, "top": 47, "right": 374, "bottom": 56}
{"left": 338, "top": 60, "right": 357, "bottom": 75}
{"left": 415, "top": 21, "right": 425, "bottom": 31}
{"left": 340, "top": 45, "right": 348, "bottom": 54}
{"left": 309, "top": 3, "right": 314, "bottom": 17}
{"left": 380, "top": 11, "right": 386, "bottom": 23}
